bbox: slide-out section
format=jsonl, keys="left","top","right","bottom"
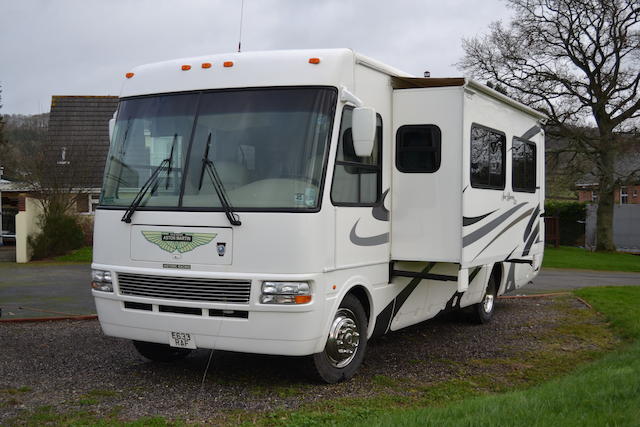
{"left": 391, "top": 86, "right": 464, "bottom": 263}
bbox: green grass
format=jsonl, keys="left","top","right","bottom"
{"left": 51, "top": 246, "right": 92, "bottom": 263}
{"left": 543, "top": 246, "right": 640, "bottom": 272}
{"left": 575, "top": 287, "right": 640, "bottom": 340}
{"left": 10, "top": 406, "right": 185, "bottom": 426}
{"left": 348, "top": 287, "right": 640, "bottom": 427}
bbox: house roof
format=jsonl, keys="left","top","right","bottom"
{"left": 0, "top": 178, "right": 31, "bottom": 193}
{"left": 47, "top": 95, "right": 118, "bottom": 188}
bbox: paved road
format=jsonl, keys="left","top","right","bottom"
{"left": 0, "top": 263, "right": 93, "bottom": 318}
{"left": 512, "top": 268, "right": 640, "bottom": 295}
{"left": 0, "top": 262, "right": 639, "bottom": 318}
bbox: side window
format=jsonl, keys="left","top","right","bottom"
{"left": 396, "top": 125, "right": 441, "bottom": 173}
{"left": 512, "top": 137, "right": 536, "bottom": 192}
{"left": 470, "top": 124, "right": 505, "bottom": 190}
{"left": 331, "top": 107, "right": 382, "bottom": 205}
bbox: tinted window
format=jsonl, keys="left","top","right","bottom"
{"left": 512, "top": 137, "right": 536, "bottom": 192}
{"left": 470, "top": 124, "right": 505, "bottom": 190}
{"left": 331, "top": 107, "right": 382, "bottom": 205}
{"left": 396, "top": 125, "right": 441, "bottom": 173}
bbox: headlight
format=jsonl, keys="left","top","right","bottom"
{"left": 91, "top": 269, "right": 113, "bottom": 292}
{"left": 260, "top": 281, "right": 311, "bottom": 304}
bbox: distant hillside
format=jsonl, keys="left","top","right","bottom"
{"left": 0, "top": 113, "right": 49, "bottom": 180}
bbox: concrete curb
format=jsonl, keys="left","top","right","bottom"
{"left": 499, "top": 292, "right": 571, "bottom": 299}
{"left": 0, "top": 314, "right": 97, "bottom": 323}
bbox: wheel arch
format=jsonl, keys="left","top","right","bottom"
{"left": 492, "top": 262, "right": 505, "bottom": 295}
{"left": 344, "top": 285, "right": 372, "bottom": 324}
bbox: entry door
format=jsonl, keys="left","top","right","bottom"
{"left": 332, "top": 107, "right": 389, "bottom": 268}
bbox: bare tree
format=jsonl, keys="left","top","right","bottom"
{"left": 20, "top": 143, "right": 93, "bottom": 218}
{"left": 0, "top": 113, "right": 49, "bottom": 180}
{"left": 459, "top": 0, "right": 640, "bottom": 251}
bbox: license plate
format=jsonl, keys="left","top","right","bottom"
{"left": 169, "top": 331, "right": 196, "bottom": 349}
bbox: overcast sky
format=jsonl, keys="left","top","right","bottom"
{"left": 1, "top": 0, "right": 513, "bottom": 115}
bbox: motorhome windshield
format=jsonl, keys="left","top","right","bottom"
{"left": 100, "top": 87, "right": 337, "bottom": 211}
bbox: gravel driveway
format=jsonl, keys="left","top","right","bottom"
{"left": 0, "top": 297, "right": 609, "bottom": 425}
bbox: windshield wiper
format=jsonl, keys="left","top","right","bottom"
{"left": 121, "top": 134, "right": 177, "bottom": 224}
{"left": 198, "top": 132, "right": 241, "bottom": 226}
{"left": 165, "top": 134, "right": 177, "bottom": 189}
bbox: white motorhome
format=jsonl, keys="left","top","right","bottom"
{"left": 92, "top": 49, "right": 545, "bottom": 383}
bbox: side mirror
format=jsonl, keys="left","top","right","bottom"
{"left": 108, "top": 118, "right": 116, "bottom": 143}
{"left": 351, "top": 107, "right": 376, "bottom": 157}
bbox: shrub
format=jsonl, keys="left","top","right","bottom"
{"left": 29, "top": 212, "right": 85, "bottom": 259}
{"left": 76, "top": 215, "right": 95, "bottom": 246}
{"left": 545, "top": 200, "right": 587, "bottom": 246}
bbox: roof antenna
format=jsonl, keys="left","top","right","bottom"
{"left": 237, "top": 0, "right": 245, "bottom": 52}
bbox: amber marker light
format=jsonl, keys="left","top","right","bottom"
{"left": 295, "top": 295, "right": 312, "bottom": 304}
{"left": 223, "top": 61, "right": 234, "bottom": 67}
{"left": 125, "top": 72, "right": 134, "bottom": 79}
{"left": 309, "top": 57, "right": 321, "bottom": 64}
{"left": 181, "top": 65, "right": 192, "bottom": 71}
{"left": 201, "top": 62, "right": 212, "bottom": 69}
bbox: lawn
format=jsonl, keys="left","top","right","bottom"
{"left": 543, "top": 246, "right": 640, "bottom": 272}
{"left": 51, "top": 246, "right": 92, "bottom": 263}
{"left": 350, "top": 287, "right": 640, "bottom": 427}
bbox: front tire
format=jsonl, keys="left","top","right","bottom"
{"left": 132, "top": 340, "right": 192, "bottom": 362}
{"left": 471, "top": 275, "right": 497, "bottom": 324}
{"left": 310, "top": 294, "right": 368, "bottom": 383}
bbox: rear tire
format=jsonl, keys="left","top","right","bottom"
{"left": 471, "top": 274, "right": 497, "bottom": 324}
{"left": 309, "top": 294, "right": 368, "bottom": 383}
{"left": 132, "top": 340, "right": 192, "bottom": 362}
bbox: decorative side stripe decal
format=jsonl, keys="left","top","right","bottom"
{"left": 349, "top": 188, "right": 390, "bottom": 247}
{"left": 504, "top": 246, "right": 518, "bottom": 261}
{"left": 373, "top": 263, "right": 435, "bottom": 336}
{"left": 471, "top": 209, "right": 534, "bottom": 261}
{"left": 522, "top": 224, "right": 540, "bottom": 256}
{"left": 523, "top": 204, "right": 540, "bottom": 241}
{"left": 349, "top": 219, "right": 389, "bottom": 246}
{"left": 442, "top": 267, "right": 482, "bottom": 312}
{"left": 463, "top": 209, "right": 498, "bottom": 227}
{"left": 372, "top": 299, "right": 395, "bottom": 337}
{"left": 391, "top": 263, "right": 436, "bottom": 319}
{"left": 463, "top": 203, "right": 527, "bottom": 247}
{"left": 469, "top": 266, "right": 482, "bottom": 283}
{"left": 372, "top": 189, "right": 390, "bottom": 221}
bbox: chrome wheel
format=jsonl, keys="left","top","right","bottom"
{"left": 483, "top": 293, "right": 495, "bottom": 314}
{"left": 471, "top": 275, "right": 497, "bottom": 324}
{"left": 325, "top": 308, "right": 360, "bottom": 368}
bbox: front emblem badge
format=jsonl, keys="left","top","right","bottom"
{"left": 216, "top": 242, "right": 226, "bottom": 257}
{"left": 142, "top": 231, "right": 217, "bottom": 254}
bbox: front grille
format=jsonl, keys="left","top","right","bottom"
{"left": 124, "top": 301, "right": 152, "bottom": 311}
{"left": 159, "top": 305, "right": 202, "bottom": 315}
{"left": 117, "top": 273, "right": 251, "bottom": 303}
